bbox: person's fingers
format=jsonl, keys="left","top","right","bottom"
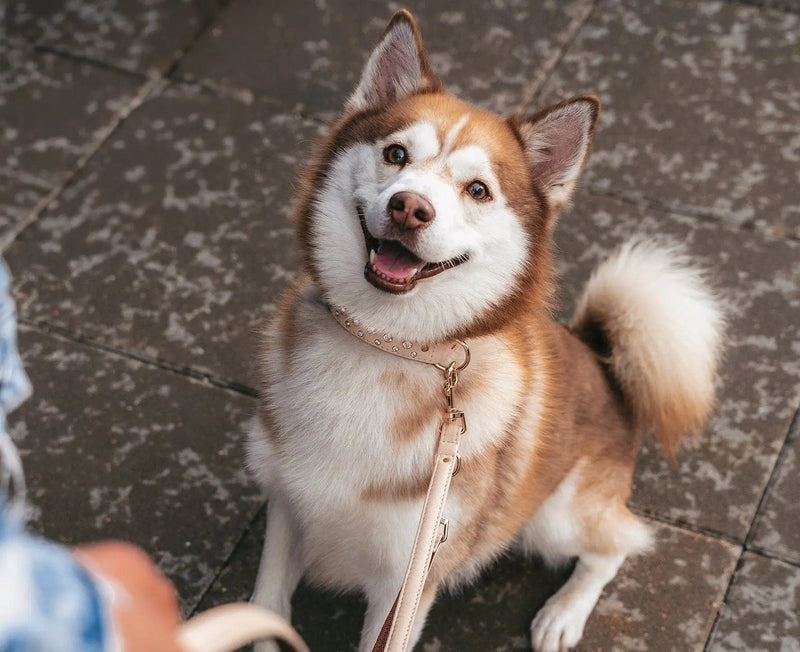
{"left": 150, "top": 571, "right": 181, "bottom": 625}
{"left": 75, "top": 541, "right": 180, "bottom": 617}
{"left": 74, "top": 541, "right": 184, "bottom": 652}
{"left": 115, "top": 603, "right": 184, "bottom": 652}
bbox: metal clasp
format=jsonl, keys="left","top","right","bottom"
{"left": 446, "top": 409, "right": 467, "bottom": 435}
{"left": 439, "top": 518, "right": 449, "bottom": 545}
{"left": 443, "top": 362, "right": 458, "bottom": 412}
{"left": 434, "top": 339, "right": 470, "bottom": 374}
{"left": 440, "top": 357, "right": 467, "bottom": 437}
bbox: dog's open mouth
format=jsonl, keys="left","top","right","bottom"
{"left": 359, "top": 210, "right": 468, "bottom": 294}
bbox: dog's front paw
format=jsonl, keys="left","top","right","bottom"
{"left": 530, "top": 597, "right": 589, "bottom": 652}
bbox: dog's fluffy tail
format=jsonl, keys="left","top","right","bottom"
{"left": 571, "top": 240, "right": 724, "bottom": 457}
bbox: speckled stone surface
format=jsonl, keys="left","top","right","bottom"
{"left": 9, "top": 111, "right": 798, "bottom": 542}
{"left": 554, "top": 190, "right": 800, "bottom": 542}
{"left": 732, "top": 0, "right": 800, "bottom": 12}
{"left": 0, "top": 37, "right": 139, "bottom": 241}
{"left": 535, "top": 0, "right": 800, "bottom": 240}
{"left": 9, "top": 327, "right": 261, "bottom": 613}
{"left": 579, "top": 523, "right": 740, "bottom": 652}
{"left": 0, "top": 173, "right": 48, "bottom": 243}
{"left": 198, "top": 510, "right": 738, "bottom": 651}
{"left": 3, "top": 0, "right": 800, "bottom": 648}
{"left": 6, "top": 90, "right": 325, "bottom": 388}
{"left": 175, "top": 0, "right": 592, "bottom": 118}
{"left": 4, "top": 0, "right": 220, "bottom": 73}
{"left": 708, "top": 553, "right": 800, "bottom": 651}
{"left": 750, "top": 411, "right": 800, "bottom": 564}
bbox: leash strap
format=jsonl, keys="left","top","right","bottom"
{"left": 376, "top": 411, "right": 465, "bottom": 651}
{"left": 329, "top": 303, "right": 469, "bottom": 652}
{"left": 177, "top": 603, "right": 309, "bottom": 652}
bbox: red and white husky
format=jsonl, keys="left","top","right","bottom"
{"left": 248, "top": 11, "right": 723, "bottom": 652}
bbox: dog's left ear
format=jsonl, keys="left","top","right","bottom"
{"left": 345, "top": 10, "right": 441, "bottom": 114}
{"left": 512, "top": 96, "right": 600, "bottom": 213}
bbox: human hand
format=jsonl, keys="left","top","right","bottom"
{"left": 75, "top": 541, "right": 183, "bottom": 652}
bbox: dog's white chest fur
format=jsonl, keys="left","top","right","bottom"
{"left": 251, "top": 286, "right": 527, "bottom": 590}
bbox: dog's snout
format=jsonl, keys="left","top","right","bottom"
{"left": 388, "top": 192, "right": 435, "bottom": 230}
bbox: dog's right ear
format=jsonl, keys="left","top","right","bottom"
{"left": 345, "top": 10, "right": 441, "bottom": 114}
{"left": 513, "top": 96, "right": 600, "bottom": 214}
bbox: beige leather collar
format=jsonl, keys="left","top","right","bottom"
{"left": 329, "top": 304, "right": 470, "bottom": 370}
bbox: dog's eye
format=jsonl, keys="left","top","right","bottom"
{"left": 466, "top": 180, "right": 491, "bottom": 201}
{"left": 383, "top": 144, "right": 408, "bottom": 166}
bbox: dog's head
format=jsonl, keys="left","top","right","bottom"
{"left": 297, "top": 11, "right": 599, "bottom": 342}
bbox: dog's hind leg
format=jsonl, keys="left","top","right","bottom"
{"left": 251, "top": 498, "right": 304, "bottom": 652}
{"left": 521, "top": 460, "right": 652, "bottom": 652}
{"left": 530, "top": 552, "right": 623, "bottom": 652}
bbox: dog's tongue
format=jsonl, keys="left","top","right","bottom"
{"left": 372, "top": 241, "right": 424, "bottom": 280}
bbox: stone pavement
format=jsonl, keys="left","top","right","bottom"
{"left": 1, "top": 0, "right": 798, "bottom": 649}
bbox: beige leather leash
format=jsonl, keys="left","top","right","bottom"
{"left": 178, "top": 603, "right": 309, "bottom": 652}
{"left": 378, "top": 395, "right": 465, "bottom": 652}
{"left": 329, "top": 305, "right": 470, "bottom": 652}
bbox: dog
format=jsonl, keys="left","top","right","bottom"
{"left": 247, "top": 10, "right": 724, "bottom": 652}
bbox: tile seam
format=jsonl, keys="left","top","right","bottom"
{"left": 630, "top": 506, "right": 743, "bottom": 547}
{"left": 159, "top": 0, "right": 234, "bottom": 80}
{"left": 516, "top": 0, "right": 600, "bottom": 112}
{"left": 702, "top": 406, "right": 800, "bottom": 651}
{"left": 19, "top": 318, "right": 258, "bottom": 399}
{"left": 32, "top": 44, "right": 149, "bottom": 80}
{"left": 0, "top": 0, "right": 234, "bottom": 252}
{"left": 10, "top": 0, "right": 233, "bottom": 78}
{"left": 744, "top": 544, "right": 800, "bottom": 569}
{"left": 161, "top": 76, "right": 295, "bottom": 112}
{"left": 0, "top": 73, "right": 163, "bottom": 253}
{"left": 743, "top": 407, "right": 800, "bottom": 550}
{"left": 187, "top": 503, "right": 266, "bottom": 616}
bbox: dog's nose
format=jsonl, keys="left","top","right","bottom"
{"left": 388, "top": 192, "right": 435, "bottom": 230}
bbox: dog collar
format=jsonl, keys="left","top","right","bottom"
{"left": 328, "top": 304, "right": 470, "bottom": 371}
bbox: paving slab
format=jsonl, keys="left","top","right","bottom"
{"left": 708, "top": 552, "right": 800, "bottom": 651}
{"left": 3, "top": 0, "right": 220, "bottom": 73}
{"left": 175, "top": 0, "right": 592, "bottom": 119}
{"left": 8, "top": 326, "right": 261, "bottom": 613}
{"left": 553, "top": 190, "right": 800, "bottom": 541}
{"left": 750, "top": 410, "right": 800, "bottom": 565}
{"left": 0, "top": 37, "right": 140, "bottom": 243}
{"left": 6, "top": 89, "right": 325, "bottom": 388}
{"left": 198, "top": 510, "right": 737, "bottom": 651}
{"left": 534, "top": 0, "right": 800, "bottom": 240}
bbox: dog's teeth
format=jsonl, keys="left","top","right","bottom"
{"left": 369, "top": 249, "right": 376, "bottom": 264}
{"left": 411, "top": 268, "right": 419, "bottom": 276}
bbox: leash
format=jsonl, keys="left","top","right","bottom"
{"left": 178, "top": 603, "right": 309, "bottom": 652}
{"left": 329, "top": 305, "right": 469, "bottom": 652}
